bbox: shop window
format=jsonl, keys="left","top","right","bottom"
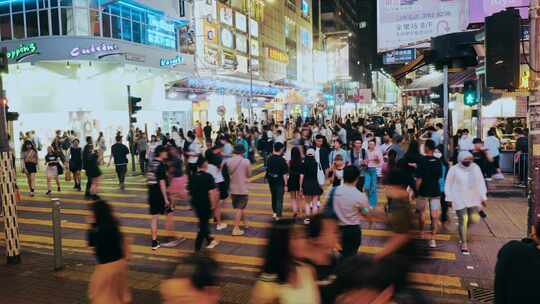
{"left": 60, "top": 0, "right": 73, "bottom": 6}
{"left": 38, "top": 0, "right": 50, "bottom": 9}
{"left": 102, "top": 12, "right": 111, "bottom": 37}
{"left": 60, "top": 7, "right": 73, "bottom": 35}
{"left": 0, "top": 3, "right": 8, "bottom": 15}
{"left": 111, "top": 14, "right": 121, "bottom": 38}
{"left": 25, "top": 0, "right": 38, "bottom": 10}
{"left": 26, "top": 11, "right": 39, "bottom": 37}
{"left": 89, "top": 0, "right": 99, "bottom": 9}
{"left": 122, "top": 18, "right": 132, "bottom": 41}
{"left": 132, "top": 21, "right": 141, "bottom": 43}
{"left": 12, "top": 13, "right": 25, "bottom": 38}
{"left": 0, "top": 15, "right": 12, "bottom": 41}
{"left": 39, "top": 9, "right": 50, "bottom": 35}
{"left": 90, "top": 9, "right": 100, "bottom": 36}
{"left": 50, "top": 0, "right": 59, "bottom": 7}
{"left": 12, "top": 1, "right": 24, "bottom": 13}
{"left": 51, "top": 7, "right": 60, "bottom": 35}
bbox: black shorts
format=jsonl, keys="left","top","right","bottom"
{"left": 218, "top": 182, "right": 229, "bottom": 200}
{"left": 231, "top": 194, "right": 248, "bottom": 209}
{"left": 148, "top": 187, "right": 172, "bottom": 215}
{"left": 24, "top": 162, "right": 37, "bottom": 174}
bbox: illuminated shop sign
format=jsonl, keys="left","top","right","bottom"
{"left": 7, "top": 42, "right": 38, "bottom": 61}
{"left": 249, "top": 19, "right": 259, "bottom": 37}
{"left": 70, "top": 43, "right": 118, "bottom": 57}
{"left": 160, "top": 55, "right": 183, "bottom": 67}
{"left": 267, "top": 47, "right": 289, "bottom": 63}
{"left": 147, "top": 15, "right": 177, "bottom": 49}
{"left": 221, "top": 28, "right": 234, "bottom": 49}
{"left": 235, "top": 11, "right": 247, "bottom": 32}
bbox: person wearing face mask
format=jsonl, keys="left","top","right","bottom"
{"left": 444, "top": 151, "right": 487, "bottom": 255}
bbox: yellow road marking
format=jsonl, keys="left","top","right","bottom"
{"left": 1, "top": 233, "right": 462, "bottom": 289}
{"left": 13, "top": 210, "right": 454, "bottom": 256}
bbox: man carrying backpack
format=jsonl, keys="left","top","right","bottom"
{"left": 265, "top": 142, "right": 288, "bottom": 220}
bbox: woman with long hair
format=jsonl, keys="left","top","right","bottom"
{"left": 300, "top": 148, "right": 324, "bottom": 224}
{"left": 69, "top": 139, "right": 83, "bottom": 191}
{"left": 250, "top": 219, "right": 320, "bottom": 304}
{"left": 21, "top": 140, "right": 38, "bottom": 196}
{"left": 44, "top": 145, "right": 62, "bottom": 195}
{"left": 288, "top": 147, "right": 303, "bottom": 218}
{"left": 87, "top": 200, "right": 131, "bottom": 304}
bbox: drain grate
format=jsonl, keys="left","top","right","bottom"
{"left": 469, "top": 287, "right": 495, "bottom": 303}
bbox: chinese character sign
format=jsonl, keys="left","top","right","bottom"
{"left": 377, "top": 0, "right": 469, "bottom": 52}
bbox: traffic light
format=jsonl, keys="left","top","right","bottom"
{"left": 485, "top": 8, "right": 520, "bottom": 90}
{"left": 128, "top": 96, "right": 142, "bottom": 124}
{"left": 463, "top": 80, "right": 478, "bottom": 106}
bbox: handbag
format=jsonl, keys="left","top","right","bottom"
{"left": 317, "top": 162, "right": 326, "bottom": 186}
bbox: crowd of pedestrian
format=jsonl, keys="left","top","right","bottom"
{"left": 13, "top": 112, "right": 539, "bottom": 304}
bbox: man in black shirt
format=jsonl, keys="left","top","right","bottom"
{"left": 265, "top": 142, "right": 288, "bottom": 220}
{"left": 415, "top": 140, "right": 442, "bottom": 248}
{"left": 188, "top": 156, "right": 220, "bottom": 252}
{"left": 108, "top": 135, "right": 130, "bottom": 190}
{"left": 204, "top": 122, "right": 213, "bottom": 142}
{"left": 148, "top": 146, "right": 172, "bottom": 250}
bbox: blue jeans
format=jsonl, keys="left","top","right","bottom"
{"left": 364, "top": 167, "right": 378, "bottom": 208}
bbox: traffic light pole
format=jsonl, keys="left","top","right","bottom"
{"left": 127, "top": 85, "right": 136, "bottom": 173}
{"left": 0, "top": 77, "right": 21, "bottom": 264}
{"left": 443, "top": 65, "right": 450, "bottom": 160}
{"left": 528, "top": 1, "right": 540, "bottom": 233}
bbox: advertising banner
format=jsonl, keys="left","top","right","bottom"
{"left": 469, "top": 0, "right": 529, "bottom": 24}
{"left": 377, "top": 0, "right": 469, "bottom": 52}
{"left": 382, "top": 48, "right": 416, "bottom": 64}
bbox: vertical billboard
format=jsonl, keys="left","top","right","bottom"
{"left": 377, "top": 0, "right": 469, "bottom": 52}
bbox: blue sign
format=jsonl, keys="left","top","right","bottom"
{"left": 382, "top": 48, "right": 416, "bottom": 65}
{"left": 160, "top": 55, "right": 183, "bottom": 67}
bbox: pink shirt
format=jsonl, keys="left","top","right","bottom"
{"left": 366, "top": 148, "right": 383, "bottom": 168}
{"left": 226, "top": 156, "right": 251, "bottom": 195}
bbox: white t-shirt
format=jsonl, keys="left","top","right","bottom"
{"left": 188, "top": 141, "right": 201, "bottom": 164}
{"left": 333, "top": 184, "right": 370, "bottom": 226}
{"left": 207, "top": 164, "right": 224, "bottom": 183}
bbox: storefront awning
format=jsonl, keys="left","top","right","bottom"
{"left": 402, "top": 68, "right": 477, "bottom": 97}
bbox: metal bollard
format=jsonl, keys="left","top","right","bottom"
{"left": 51, "top": 198, "right": 63, "bottom": 271}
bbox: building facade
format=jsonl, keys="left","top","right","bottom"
{"left": 0, "top": 0, "right": 195, "bottom": 153}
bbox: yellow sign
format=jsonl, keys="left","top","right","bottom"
{"left": 267, "top": 47, "right": 289, "bottom": 64}
{"left": 520, "top": 65, "right": 529, "bottom": 89}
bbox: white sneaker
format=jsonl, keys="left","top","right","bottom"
{"left": 303, "top": 218, "right": 311, "bottom": 225}
{"left": 272, "top": 213, "right": 278, "bottom": 220}
{"left": 216, "top": 223, "right": 228, "bottom": 231}
{"left": 232, "top": 228, "right": 245, "bottom": 236}
{"left": 485, "top": 178, "right": 493, "bottom": 182}
{"left": 429, "top": 239, "right": 437, "bottom": 248}
{"left": 494, "top": 173, "right": 505, "bottom": 180}
{"left": 206, "top": 240, "right": 220, "bottom": 249}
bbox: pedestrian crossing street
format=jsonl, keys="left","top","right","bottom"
{"left": 10, "top": 166, "right": 469, "bottom": 298}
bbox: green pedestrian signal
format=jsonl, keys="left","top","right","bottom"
{"left": 463, "top": 80, "right": 478, "bottom": 106}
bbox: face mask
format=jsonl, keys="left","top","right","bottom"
{"left": 461, "top": 161, "right": 472, "bottom": 167}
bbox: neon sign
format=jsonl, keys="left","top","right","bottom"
{"left": 7, "top": 42, "right": 38, "bottom": 61}
{"left": 70, "top": 43, "right": 118, "bottom": 57}
{"left": 160, "top": 55, "right": 183, "bottom": 67}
